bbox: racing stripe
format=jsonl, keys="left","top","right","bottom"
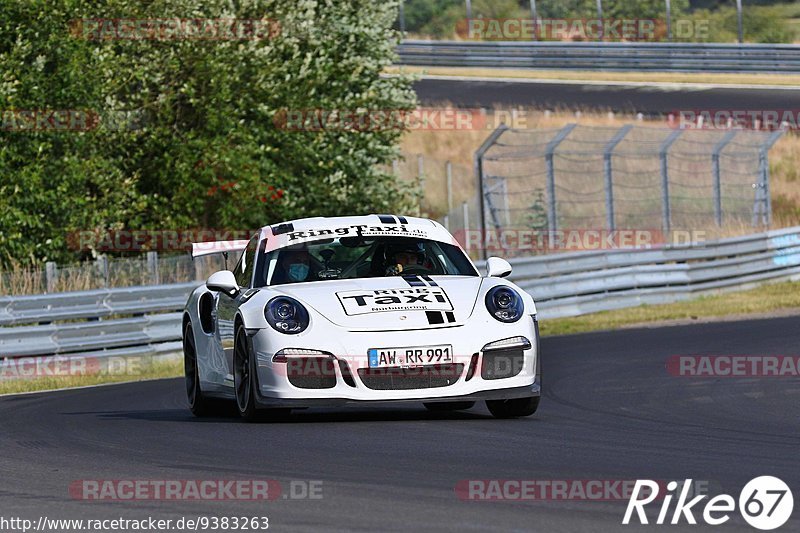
{"left": 425, "top": 311, "right": 445, "bottom": 325}
{"left": 396, "top": 216, "right": 408, "bottom": 224}
{"left": 376, "top": 214, "right": 395, "bottom": 224}
{"left": 402, "top": 275, "right": 425, "bottom": 287}
{"left": 421, "top": 275, "right": 438, "bottom": 286}
{"left": 445, "top": 311, "right": 456, "bottom": 323}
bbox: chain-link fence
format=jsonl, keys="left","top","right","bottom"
{"left": 452, "top": 123, "right": 783, "bottom": 258}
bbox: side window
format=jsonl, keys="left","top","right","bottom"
{"left": 234, "top": 236, "right": 259, "bottom": 288}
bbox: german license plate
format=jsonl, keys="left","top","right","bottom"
{"left": 367, "top": 345, "right": 453, "bottom": 368}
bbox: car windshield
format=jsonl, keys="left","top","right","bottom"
{"left": 254, "top": 236, "right": 477, "bottom": 287}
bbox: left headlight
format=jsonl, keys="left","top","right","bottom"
{"left": 485, "top": 286, "right": 524, "bottom": 323}
{"left": 265, "top": 296, "right": 309, "bottom": 334}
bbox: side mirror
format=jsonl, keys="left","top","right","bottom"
{"left": 485, "top": 257, "right": 512, "bottom": 278}
{"left": 206, "top": 270, "right": 239, "bottom": 297}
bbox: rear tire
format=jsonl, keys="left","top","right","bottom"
{"left": 486, "top": 396, "right": 540, "bottom": 419}
{"left": 423, "top": 401, "right": 475, "bottom": 412}
{"left": 184, "top": 322, "right": 213, "bottom": 417}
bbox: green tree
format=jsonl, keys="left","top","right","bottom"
{"left": 0, "top": 0, "right": 416, "bottom": 265}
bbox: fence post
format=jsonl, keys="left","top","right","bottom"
{"left": 45, "top": 261, "right": 58, "bottom": 293}
{"left": 711, "top": 131, "right": 737, "bottom": 227}
{"left": 462, "top": 201, "right": 470, "bottom": 254}
{"left": 736, "top": 0, "right": 744, "bottom": 43}
{"left": 544, "top": 123, "right": 577, "bottom": 234}
{"left": 398, "top": 0, "right": 405, "bottom": 33}
{"left": 603, "top": 125, "right": 633, "bottom": 232}
{"left": 665, "top": 0, "right": 672, "bottom": 42}
{"left": 194, "top": 256, "right": 203, "bottom": 282}
{"left": 465, "top": 0, "right": 471, "bottom": 20}
{"left": 596, "top": 0, "right": 604, "bottom": 41}
{"left": 95, "top": 255, "right": 109, "bottom": 287}
{"left": 530, "top": 0, "right": 538, "bottom": 41}
{"left": 146, "top": 251, "right": 160, "bottom": 285}
{"left": 446, "top": 161, "right": 453, "bottom": 213}
{"left": 659, "top": 130, "right": 683, "bottom": 234}
{"left": 756, "top": 129, "right": 785, "bottom": 227}
{"left": 474, "top": 124, "right": 508, "bottom": 259}
{"left": 417, "top": 154, "right": 424, "bottom": 186}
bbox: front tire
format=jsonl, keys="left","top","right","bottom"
{"left": 423, "top": 401, "right": 475, "bottom": 412}
{"left": 233, "top": 324, "right": 290, "bottom": 422}
{"left": 234, "top": 324, "right": 260, "bottom": 421}
{"left": 486, "top": 396, "right": 540, "bottom": 418}
{"left": 184, "top": 322, "right": 212, "bottom": 417}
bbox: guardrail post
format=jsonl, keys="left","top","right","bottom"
{"left": 147, "top": 251, "right": 160, "bottom": 285}
{"left": 659, "top": 130, "right": 683, "bottom": 234}
{"left": 45, "top": 262, "right": 58, "bottom": 293}
{"left": 711, "top": 131, "right": 737, "bottom": 227}
{"left": 545, "top": 123, "right": 577, "bottom": 234}
{"left": 755, "top": 129, "right": 785, "bottom": 227}
{"left": 474, "top": 124, "right": 508, "bottom": 259}
{"left": 603, "top": 125, "right": 633, "bottom": 232}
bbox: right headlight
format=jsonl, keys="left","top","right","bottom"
{"left": 265, "top": 296, "right": 309, "bottom": 334}
{"left": 485, "top": 286, "right": 524, "bottom": 323}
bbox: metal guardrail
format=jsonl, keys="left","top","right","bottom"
{"left": 494, "top": 226, "right": 800, "bottom": 319}
{"left": 397, "top": 40, "right": 800, "bottom": 73}
{"left": 2, "top": 226, "right": 800, "bottom": 361}
{"left": 0, "top": 283, "right": 197, "bottom": 360}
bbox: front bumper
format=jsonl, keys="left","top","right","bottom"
{"left": 250, "top": 317, "right": 540, "bottom": 408}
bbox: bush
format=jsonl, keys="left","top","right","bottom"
{"left": 0, "top": 0, "right": 417, "bottom": 265}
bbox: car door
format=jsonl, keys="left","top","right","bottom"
{"left": 217, "top": 235, "right": 259, "bottom": 382}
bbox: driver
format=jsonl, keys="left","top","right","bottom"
{"left": 384, "top": 242, "right": 424, "bottom": 276}
{"left": 278, "top": 249, "right": 311, "bottom": 283}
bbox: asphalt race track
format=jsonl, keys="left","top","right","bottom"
{"left": 414, "top": 78, "right": 800, "bottom": 115}
{"left": 1, "top": 315, "right": 798, "bottom": 532}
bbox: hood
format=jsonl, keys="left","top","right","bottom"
{"left": 273, "top": 276, "right": 482, "bottom": 331}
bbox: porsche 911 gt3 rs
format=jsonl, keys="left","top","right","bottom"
{"left": 182, "top": 214, "right": 541, "bottom": 421}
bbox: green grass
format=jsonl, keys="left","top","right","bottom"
{"left": 387, "top": 65, "right": 800, "bottom": 86}
{"left": 0, "top": 357, "right": 183, "bottom": 396}
{"left": 539, "top": 280, "right": 800, "bottom": 337}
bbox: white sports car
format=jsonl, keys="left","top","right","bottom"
{"left": 182, "top": 215, "right": 541, "bottom": 421}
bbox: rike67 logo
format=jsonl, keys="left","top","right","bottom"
{"left": 623, "top": 477, "right": 794, "bottom": 530}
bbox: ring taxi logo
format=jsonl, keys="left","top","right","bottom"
{"left": 623, "top": 476, "right": 794, "bottom": 530}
